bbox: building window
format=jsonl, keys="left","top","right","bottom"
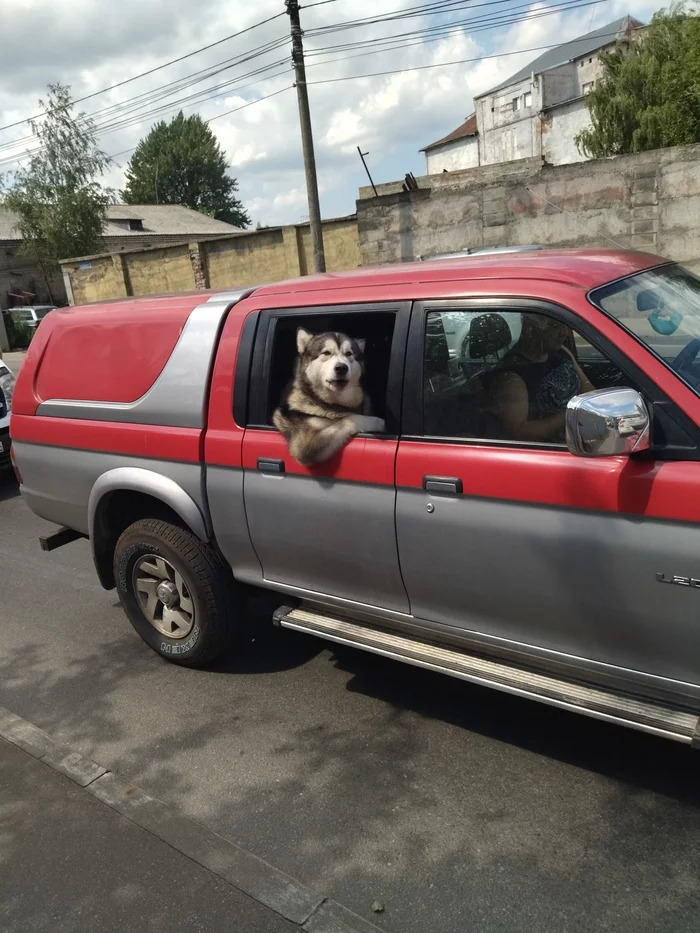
{"left": 579, "top": 60, "right": 584, "bottom": 67}
{"left": 512, "top": 97, "right": 521, "bottom": 112}
{"left": 583, "top": 81, "right": 594, "bottom": 94}
{"left": 523, "top": 91, "right": 532, "bottom": 107}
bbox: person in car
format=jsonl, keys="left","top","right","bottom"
{"left": 492, "top": 314, "right": 594, "bottom": 442}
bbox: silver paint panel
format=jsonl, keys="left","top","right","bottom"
{"left": 15, "top": 441, "right": 206, "bottom": 537}
{"left": 206, "top": 465, "right": 263, "bottom": 581}
{"left": 242, "top": 471, "right": 410, "bottom": 613}
{"left": 36, "top": 289, "right": 254, "bottom": 428}
{"left": 396, "top": 487, "right": 700, "bottom": 688}
{"left": 88, "top": 468, "right": 208, "bottom": 541}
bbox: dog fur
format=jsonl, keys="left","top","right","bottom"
{"left": 273, "top": 328, "right": 385, "bottom": 466}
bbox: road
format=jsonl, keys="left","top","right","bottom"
{"left": 2, "top": 472, "right": 700, "bottom": 933}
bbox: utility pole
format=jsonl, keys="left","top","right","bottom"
{"left": 286, "top": 0, "right": 326, "bottom": 273}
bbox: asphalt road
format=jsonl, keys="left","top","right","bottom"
{"left": 2, "top": 473, "right": 700, "bottom": 933}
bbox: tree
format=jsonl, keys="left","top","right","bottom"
{"left": 576, "top": 5, "right": 700, "bottom": 158}
{"left": 123, "top": 113, "right": 250, "bottom": 227}
{"left": 1, "top": 83, "right": 114, "bottom": 300}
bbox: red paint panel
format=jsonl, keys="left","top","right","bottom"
{"left": 205, "top": 304, "right": 248, "bottom": 469}
{"left": 396, "top": 440, "right": 700, "bottom": 523}
{"left": 241, "top": 429, "right": 397, "bottom": 485}
{"left": 11, "top": 414, "right": 202, "bottom": 463}
{"left": 35, "top": 307, "right": 189, "bottom": 404}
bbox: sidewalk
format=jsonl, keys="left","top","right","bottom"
{"left": 0, "top": 736, "right": 298, "bottom": 933}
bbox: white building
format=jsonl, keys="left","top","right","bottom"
{"left": 422, "top": 16, "right": 643, "bottom": 173}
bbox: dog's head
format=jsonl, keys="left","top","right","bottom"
{"left": 296, "top": 328, "right": 366, "bottom": 404}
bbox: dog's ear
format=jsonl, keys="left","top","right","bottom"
{"left": 355, "top": 338, "right": 366, "bottom": 354}
{"left": 296, "top": 328, "right": 313, "bottom": 354}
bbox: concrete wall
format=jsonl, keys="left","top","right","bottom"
{"left": 60, "top": 216, "right": 360, "bottom": 305}
{"left": 426, "top": 136, "right": 480, "bottom": 174}
{"left": 357, "top": 143, "right": 700, "bottom": 274}
{"left": 542, "top": 99, "right": 592, "bottom": 165}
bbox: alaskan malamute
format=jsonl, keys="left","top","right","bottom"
{"left": 273, "top": 328, "right": 385, "bottom": 465}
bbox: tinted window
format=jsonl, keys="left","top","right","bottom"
{"left": 423, "top": 309, "right": 629, "bottom": 444}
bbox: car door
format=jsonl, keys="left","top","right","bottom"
{"left": 395, "top": 297, "right": 700, "bottom": 689}
{"left": 240, "top": 302, "right": 411, "bottom": 614}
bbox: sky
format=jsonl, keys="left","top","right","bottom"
{"left": 0, "top": 0, "right": 666, "bottom": 229}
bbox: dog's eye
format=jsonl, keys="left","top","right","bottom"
{"left": 344, "top": 351, "right": 353, "bottom": 358}
{"left": 321, "top": 350, "right": 332, "bottom": 357}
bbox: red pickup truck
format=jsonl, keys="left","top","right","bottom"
{"left": 11, "top": 248, "right": 700, "bottom": 746}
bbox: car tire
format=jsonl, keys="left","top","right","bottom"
{"left": 114, "top": 518, "right": 239, "bottom": 668}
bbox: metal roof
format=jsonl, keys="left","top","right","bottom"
{"left": 0, "top": 203, "right": 245, "bottom": 241}
{"left": 479, "top": 15, "right": 643, "bottom": 98}
{"left": 422, "top": 114, "right": 478, "bottom": 153}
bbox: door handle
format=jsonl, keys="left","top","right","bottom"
{"left": 257, "top": 458, "right": 285, "bottom": 474}
{"left": 423, "top": 475, "right": 463, "bottom": 495}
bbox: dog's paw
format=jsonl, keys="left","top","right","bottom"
{"left": 353, "top": 415, "right": 385, "bottom": 434}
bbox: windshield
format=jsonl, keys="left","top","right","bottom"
{"left": 590, "top": 264, "right": 700, "bottom": 394}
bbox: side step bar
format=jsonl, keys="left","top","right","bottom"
{"left": 276, "top": 607, "right": 700, "bottom": 746}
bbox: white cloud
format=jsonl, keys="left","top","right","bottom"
{"left": 0, "top": 0, "right": 667, "bottom": 226}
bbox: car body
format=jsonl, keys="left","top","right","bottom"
{"left": 11, "top": 249, "right": 700, "bottom": 747}
{"left": 0, "top": 359, "right": 16, "bottom": 468}
{"left": 7, "top": 305, "right": 57, "bottom": 329}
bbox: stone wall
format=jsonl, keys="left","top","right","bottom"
{"left": 357, "top": 143, "right": 700, "bottom": 273}
{"left": 60, "top": 216, "right": 361, "bottom": 305}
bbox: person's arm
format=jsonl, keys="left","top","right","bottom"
{"left": 493, "top": 371, "right": 565, "bottom": 441}
{"left": 561, "top": 346, "right": 595, "bottom": 393}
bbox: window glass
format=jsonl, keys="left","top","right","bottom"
{"left": 512, "top": 97, "right": 521, "bottom": 111}
{"left": 524, "top": 91, "right": 532, "bottom": 107}
{"left": 590, "top": 264, "right": 700, "bottom": 396}
{"left": 264, "top": 311, "right": 397, "bottom": 426}
{"left": 422, "top": 309, "right": 630, "bottom": 444}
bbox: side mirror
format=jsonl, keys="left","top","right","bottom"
{"left": 566, "top": 387, "right": 650, "bottom": 457}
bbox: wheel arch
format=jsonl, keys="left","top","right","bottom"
{"left": 88, "top": 468, "right": 209, "bottom": 590}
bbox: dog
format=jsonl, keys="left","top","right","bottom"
{"left": 273, "top": 328, "right": 385, "bottom": 466}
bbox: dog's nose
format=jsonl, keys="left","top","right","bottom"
{"left": 334, "top": 362, "right": 349, "bottom": 376}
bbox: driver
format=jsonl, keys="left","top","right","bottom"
{"left": 491, "top": 314, "right": 595, "bottom": 442}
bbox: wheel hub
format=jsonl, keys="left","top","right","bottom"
{"left": 132, "top": 555, "right": 195, "bottom": 640}
{"left": 156, "top": 580, "right": 179, "bottom": 608}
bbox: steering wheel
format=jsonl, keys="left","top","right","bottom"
{"left": 671, "top": 337, "right": 700, "bottom": 378}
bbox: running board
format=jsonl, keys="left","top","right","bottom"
{"left": 275, "top": 607, "right": 700, "bottom": 746}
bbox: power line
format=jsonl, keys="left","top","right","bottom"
{"left": 0, "top": 10, "right": 286, "bottom": 133}
{"left": 107, "top": 85, "right": 294, "bottom": 162}
{"left": 307, "top": 26, "right": 623, "bottom": 85}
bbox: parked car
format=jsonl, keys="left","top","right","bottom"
{"left": 7, "top": 305, "right": 57, "bottom": 329}
{"left": 0, "top": 358, "right": 16, "bottom": 469}
{"left": 10, "top": 249, "right": 700, "bottom": 747}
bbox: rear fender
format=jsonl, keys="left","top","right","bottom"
{"left": 89, "top": 467, "right": 209, "bottom": 588}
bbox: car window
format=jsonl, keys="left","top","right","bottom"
{"left": 590, "top": 264, "right": 700, "bottom": 395}
{"left": 422, "top": 309, "right": 630, "bottom": 445}
{"left": 34, "top": 308, "right": 54, "bottom": 319}
{"left": 12, "top": 309, "right": 33, "bottom": 323}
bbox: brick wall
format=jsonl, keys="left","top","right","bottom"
{"left": 60, "top": 218, "right": 361, "bottom": 305}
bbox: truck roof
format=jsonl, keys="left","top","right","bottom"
{"left": 251, "top": 249, "right": 664, "bottom": 299}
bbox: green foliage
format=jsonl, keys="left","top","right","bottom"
{"left": 576, "top": 5, "right": 700, "bottom": 158}
{"left": 3, "top": 314, "right": 35, "bottom": 351}
{"left": 0, "top": 83, "right": 114, "bottom": 269}
{"left": 123, "top": 112, "right": 250, "bottom": 228}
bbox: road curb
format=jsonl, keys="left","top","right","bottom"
{"left": 0, "top": 704, "right": 384, "bottom": 933}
